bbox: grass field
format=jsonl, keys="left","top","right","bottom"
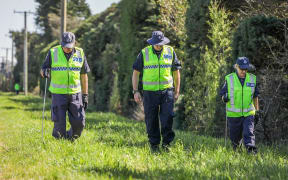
{"left": 0, "top": 92, "right": 287, "bottom": 179}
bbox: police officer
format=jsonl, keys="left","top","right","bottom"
{"left": 220, "top": 57, "right": 259, "bottom": 154}
{"left": 14, "top": 83, "right": 20, "bottom": 95}
{"left": 40, "top": 32, "right": 90, "bottom": 140}
{"left": 132, "top": 31, "right": 181, "bottom": 152}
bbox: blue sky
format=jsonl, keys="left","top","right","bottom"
{"left": 0, "top": 0, "right": 120, "bottom": 64}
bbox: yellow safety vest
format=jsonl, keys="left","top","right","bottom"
{"left": 226, "top": 72, "right": 256, "bottom": 117}
{"left": 49, "top": 45, "right": 84, "bottom": 94}
{"left": 142, "top": 45, "right": 174, "bottom": 91}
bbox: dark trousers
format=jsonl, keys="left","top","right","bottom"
{"left": 143, "top": 89, "right": 175, "bottom": 146}
{"left": 51, "top": 93, "right": 85, "bottom": 139}
{"left": 228, "top": 115, "right": 255, "bottom": 148}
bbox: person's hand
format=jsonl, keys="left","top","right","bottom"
{"left": 82, "top": 94, "right": 88, "bottom": 110}
{"left": 254, "top": 110, "right": 263, "bottom": 126}
{"left": 222, "top": 93, "right": 229, "bottom": 103}
{"left": 174, "top": 92, "right": 180, "bottom": 102}
{"left": 41, "top": 68, "right": 50, "bottom": 78}
{"left": 134, "top": 91, "right": 142, "bottom": 103}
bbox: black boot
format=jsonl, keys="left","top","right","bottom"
{"left": 150, "top": 144, "right": 160, "bottom": 154}
{"left": 162, "top": 143, "right": 170, "bottom": 152}
{"left": 247, "top": 146, "right": 258, "bottom": 155}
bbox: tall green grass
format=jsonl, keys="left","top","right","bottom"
{"left": 0, "top": 92, "right": 287, "bottom": 179}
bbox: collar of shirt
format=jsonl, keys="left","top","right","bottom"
{"left": 152, "top": 46, "right": 163, "bottom": 58}
{"left": 235, "top": 71, "right": 246, "bottom": 86}
{"left": 63, "top": 48, "right": 76, "bottom": 60}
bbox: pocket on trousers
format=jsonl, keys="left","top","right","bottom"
{"left": 166, "top": 90, "right": 174, "bottom": 103}
{"left": 51, "top": 106, "right": 59, "bottom": 122}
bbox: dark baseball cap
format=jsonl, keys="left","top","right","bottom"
{"left": 236, "top": 57, "right": 250, "bottom": 70}
{"left": 61, "top": 32, "right": 75, "bottom": 48}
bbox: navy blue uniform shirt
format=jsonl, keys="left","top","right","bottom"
{"left": 133, "top": 46, "right": 182, "bottom": 72}
{"left": 42, "top": 48, "right": 90, "bottom": 74}
{"left": 220, "top": 72, "right": 259, "bottom": 97}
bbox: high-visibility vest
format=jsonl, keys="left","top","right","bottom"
{"left": 49, "top": 45, "right": 84, "bottom": 94}
{"left": 142, "top": 45, "right": 174, "bottom": 91}
{"left": 226, "top": 72, "right": 256, "bottom": 117}
{"left": 14, "top": 84, "right": 20, "bottom": 91}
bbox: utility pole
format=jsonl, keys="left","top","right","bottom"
{"left": 1, "top": 48, "right": 10, "bottom": 71}
{"left": 5, "top": 33, "right": 14, "bottom": 72}
{"left": 60, "top": 0, "right": 67, "bottom": 41}
{"left": 11, "top": 38, "right": 14, "bottom": 91}
{"left": 1, "top": 47, "right": 12, "bottom": 91}
{"left": 10, "top": 35, "right": 14, "bottom": 71}
{"left": 6, "top": 32, "right": 15, "bottom": 91}
{"left": 0, "top": 56, "right": 5, "bottom": 91}
{"left": 14, "top": 10, "right": 34, "bottom": 95}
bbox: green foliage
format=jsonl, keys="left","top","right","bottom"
{"left": 184, "top": 1, "right": 233, "bottom": 134}
{"left": 232, "top": 15, "right": 285, "bottom": 68}
{"left": 75, "top": 4, "right": 120, "bottom": 111}
{"left": 67, "top": 0, "right": 91, "bottom": 18}
{"left": 109, "top": 70, "right": 121, "bottom": 113}
{"left": 1, "top": 93, "right": 288, "bottom": 179}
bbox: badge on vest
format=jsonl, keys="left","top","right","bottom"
{"left": 246, "top": 82, "right": 255, "bottom": 87}
{"left": 73, "top": 57, "right": 82, "bottom": 62}
{"left": 164, "top": 54, "right": 172, "bottom": 60}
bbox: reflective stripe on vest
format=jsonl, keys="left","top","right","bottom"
{"left": 50, "top": 82, "right": 81, "bottom": 89}
{"left": 227, "top": 73, "right": 255, "bottom": 113}
{"left": 51, "top": 67, "right": 81, "bottom": 71}
{"left": 143, "top": 78, "right": 173, "bottom": 85}
{"left": 143, "top": 64, "right": 172, "bottom": 69}
{"left": 54, "top": 48, "right": 58, "bottom": 63}
{"left": 145, "top": 48, "right": 149, "bottom": 62}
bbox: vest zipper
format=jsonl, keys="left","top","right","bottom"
{"left": 158, "top": 57, "right": 160, "bottom": 91}
{"left": 67, "top": 58, "right": 69, "bottom": 94}
{"left": 242, "top": 86, "right": 243, "bottom": 116}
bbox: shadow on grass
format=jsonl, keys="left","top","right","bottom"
{"left": 83, "top": 166, "right": 147, "bottom": 179}
{"left": 8, "top": 96, "right": 51, "bottom": 112}
{"left": 85, "top": 117, "right": 147, "bottom": 148}
{"left": 0, "top": 106, "right": 18, "bottom": 110}
{"left": 82, "top": 155, "right": 288, "bottom": 179}
{"left": 82, "top": 165, "right": 233, "bottom": 179}
{"left": 82, "top": 166, "right": 194, "bottom": 179}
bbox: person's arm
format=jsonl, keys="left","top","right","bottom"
{"left": 132, "top": 70, "right": 141, "bottom": 103}
{"left": 40, "top": 51, "right": 52, "bottom": 78}
{"left": 173, "top": 70, "right": 180, "bottom": 101}
{"left": 80, "top": 74, "right": 88, "bottom": 94}
{"left": 171, "top": 51, "right": 181, "bottom": 101}
{"left": 253, "top": 97, "right": 259, "bottom": 111}
{"left": 80, "top": 55, "right": 90, "bottom": 74}
{"left": 132, "top": 52, "right": 144, "bottom": 103}
{"left": 253, "top": 82, "right": 260, "bottom": 111}
{"left": 220, "top": 81, "right": 229, "bottom": 103}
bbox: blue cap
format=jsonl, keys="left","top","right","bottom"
{"left": 61, "top": 32, "right": 75, "bottom": 48}
{"left": 147, "top": 31, "right": 170, "bottom": 45}
{"left": 236, "top": 57, "right": 250, "bottom": 70}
